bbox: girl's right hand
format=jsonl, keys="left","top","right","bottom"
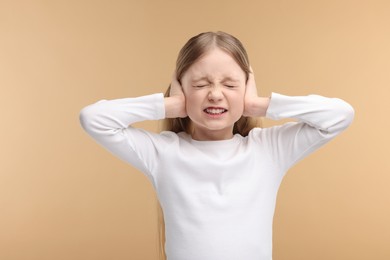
{"left": 164, "top": 73, "right": 187, "bottom": 118}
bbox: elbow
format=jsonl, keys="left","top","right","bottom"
{"left": 333, "top": 98, "right": 355, "bottom": 131}
{"left": 79, "top": 101, "right": 104, "bottom": 132}
{"left": 344, "top": 102, "right": 355, "bottom": 126}
{"left": 79, "top": 105, "right": 94, "bottom": 132}
{"left": 79, "top": 99, "right": 109, "bottom": 134}
{"left": 319, "top": 98, "right": 355, "bottom": 137}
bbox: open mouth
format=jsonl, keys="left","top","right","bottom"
{"left": 204, "top": 107, "right": 228, "bottom": 115}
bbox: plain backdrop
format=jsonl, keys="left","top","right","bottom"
{"left": 1, "top": 0, "right": 389, "bottom": 259}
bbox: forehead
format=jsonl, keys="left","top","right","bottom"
{"left": 184, "top": 48, "right": 245, "bottom": 81}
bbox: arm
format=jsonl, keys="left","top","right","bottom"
{"left": 79, "top": 93, "right": 166, "bottom": 177}
{"left": 266, "top": 93, "right": 355, "bottom": 135}
{"left": 243, "top": 68, "right": 354, "bottom": 132}
{"left": 79, "top": 75, "right": 187, "bottom": 178}
{"left": 264, "top": 93, "right": 354, "bottom": 172}
{"left": 244, "top": 69, "right": 355, "bottom": 172}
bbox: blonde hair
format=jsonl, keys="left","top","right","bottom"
{"left": 157, "top": 31, "right": 260, "bottom": 259}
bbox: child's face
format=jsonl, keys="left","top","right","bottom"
{"left": 181, "top": 48, "right": 247, "bottom": 141}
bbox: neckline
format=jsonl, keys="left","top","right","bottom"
{"left": 180, "top": 132, "right": 242, "bottom": 147}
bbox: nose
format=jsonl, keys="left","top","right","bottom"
{"left": 208, "top": 86, "right": 223, "bottom": 101}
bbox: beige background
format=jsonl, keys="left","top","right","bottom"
{"left": 1, "top": 0, "right": 389, "bottom": 259}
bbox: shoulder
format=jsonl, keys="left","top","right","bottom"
{"left": 247, "top": 122, "right": 303, "bottom": 143}
{"left": 123, "top": 127, "right": 182, "bottom": 148}
{"left": 247, "top": 125, "right": 290, "bottom": 138}
{"left": 150, "top": 130, "right": 194, "bottom": 149}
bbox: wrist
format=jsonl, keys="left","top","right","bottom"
{"left": 164, "top": 96, "right": 187, "bottom": 118}
{"left": 244, "top": 96, "right": 270, "bottom": 117}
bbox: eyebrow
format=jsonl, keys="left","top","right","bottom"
{"left": 221, "top": 77, "right": 240, "bottom": 83}
{"left": 191, "top": 76, "right": 209, "bottom": 83}
{"left": 191, "top": 76, "right": 240, "bottom": 83}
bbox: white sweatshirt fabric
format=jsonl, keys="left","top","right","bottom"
{"left": 79, "top": 92, "right": 354, "bottom": 260}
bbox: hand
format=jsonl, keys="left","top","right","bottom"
{"left": 243, "top": 67, "right": 270, "bottom": 117}
{"left": 164, "top": 72, "right": 187, "bottom": 118}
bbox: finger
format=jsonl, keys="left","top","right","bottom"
{"left": 170, "top": 71, "right": 183, "bottom": 96}
{"left": 246, "top": 67, "right": 258, "bottom": 95}
{"left": 246, "top": 69, "right": 256, "bottom": 88}
{"left": 247, "top": 66, "right": 255, "bottom": 83}
{"left": 171, "top": 72, "right": 181, "bottom": 87}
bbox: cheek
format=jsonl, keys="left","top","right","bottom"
{"left": 232, "top": 92, "right": 245, "bottom": 113}
{"left": 237, "top": 100, "right": 245, "bottom": 113}
{"left": 183, "top": 93, "right": 200, "bottom": 114}
{"left": 234, "top": 89, "right": 245, "bottom": 103}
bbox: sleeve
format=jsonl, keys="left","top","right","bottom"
{"left": 261, "top": 92, "right": 355, "bottom": 173}
{"left": 79, "top": 93, "right": 167, "bottom": 179}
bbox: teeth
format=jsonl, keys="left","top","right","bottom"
{"left": 205, "top": 108, "right": 226, "bottom": 114}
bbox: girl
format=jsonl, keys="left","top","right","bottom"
{"left": 79, "top": 31, "right": 354, "bottom": 260}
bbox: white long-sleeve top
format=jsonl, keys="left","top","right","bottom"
{"left": 79, "top": 92, "right": 354, "bottom": 260}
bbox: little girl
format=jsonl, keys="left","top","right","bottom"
{"left": 79, "top": 31, "right": 354, "bottom": 260}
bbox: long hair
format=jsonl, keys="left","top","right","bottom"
{"left": 157, "top": 31, "right": 260, "bottom": 260}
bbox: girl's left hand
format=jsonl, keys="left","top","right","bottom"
{"left": 243, "top": 67, "right": 270, "bottom": 117}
